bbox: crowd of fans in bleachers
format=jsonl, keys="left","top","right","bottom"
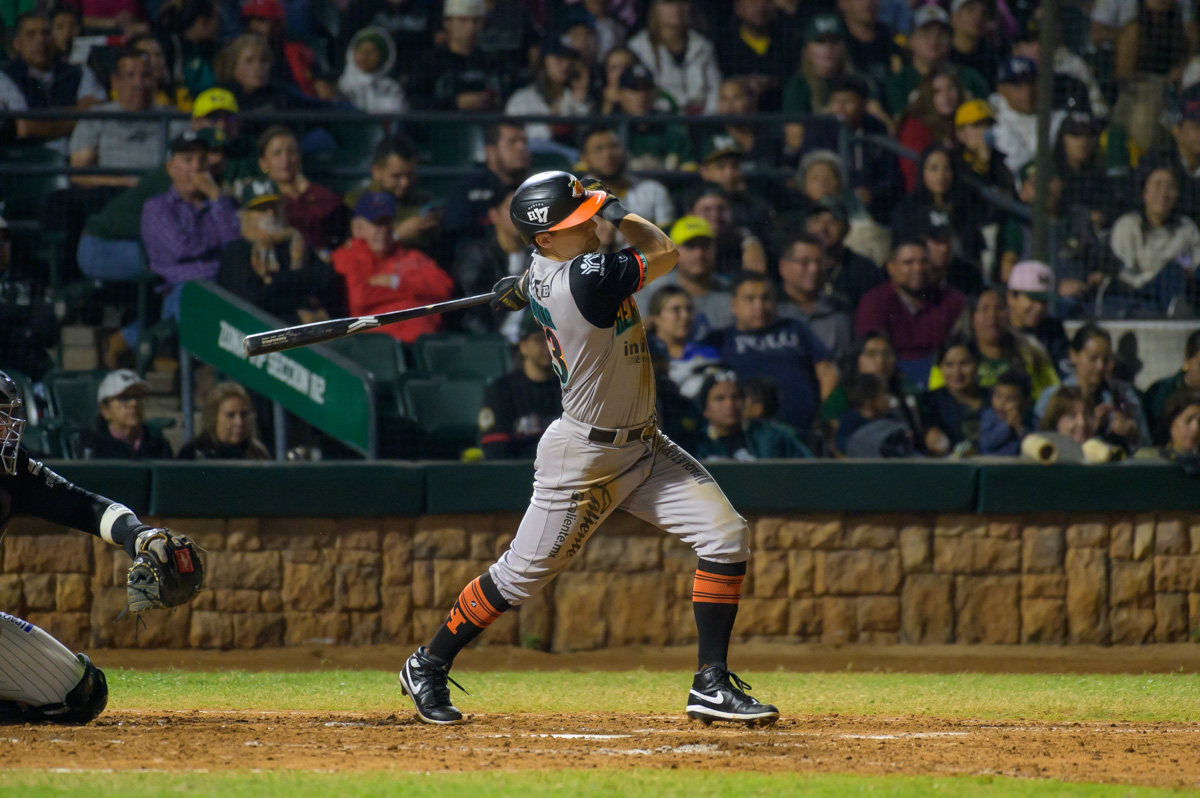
{"left": 1, "top": 0, "right": 1199, "bottom": 463}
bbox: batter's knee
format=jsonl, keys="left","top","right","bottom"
{"left": 488, "top": 553, "right": 559, "bottom": 607}
{"left": 693, "top": 514, "right": 750, "bottom": 564}
{"left": 21, "top": 654, "right": 108, "bottom": 725}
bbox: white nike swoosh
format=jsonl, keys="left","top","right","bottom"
{"left": 689, "top": 689, "right": 725, "bottom": 705}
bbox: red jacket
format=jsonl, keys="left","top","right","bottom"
{"left": 332, "top": 238, "right": 455, "bottom": 342}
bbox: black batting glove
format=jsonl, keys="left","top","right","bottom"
{"left": 491, "top": 270, "right": 530, "bottom": 312}
{"left": 579, "top": 176, "right": 629, "bottom": 226}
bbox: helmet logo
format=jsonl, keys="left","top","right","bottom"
{"left": 570, "top": 179, "right": 583, "bottom": 198}
{"left": 527, "top": 207, "right": 549, "bottom": 224}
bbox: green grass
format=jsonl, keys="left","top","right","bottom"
{"left": 0, "top": 771, "right": 1190, "bottom": 798}
{"left": 106, "top": 669, "right": 1200, "bottom": 722}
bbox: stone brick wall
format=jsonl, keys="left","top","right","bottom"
{"left": 3, "top": 511, "right": 1199, "bottom": 650}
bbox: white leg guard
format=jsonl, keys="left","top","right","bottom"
{"left": 0, "top": 611, "right": 86, "bottom": 706}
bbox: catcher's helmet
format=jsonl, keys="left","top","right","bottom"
{"left": 0, "top": 370, "right": 25, "bottom": 475}
{"left": 510, "top": 171, "right": 607, "bottom": 244}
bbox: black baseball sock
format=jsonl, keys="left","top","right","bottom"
{"left": 692, "top": 559, "right": 747, "bottom": 670}
{"left": 427, "top": 572, "right": 512, "bottom": 664}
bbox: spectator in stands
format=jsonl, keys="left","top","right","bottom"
{"left": 708, "top": 77, "right": 782, "bottom": 175}
{"left": 338, "top": 26, "right": 407, "bottom": 114}
{"left": 0, "top": 214, "right": 59, "bottom": 381}
{"left": 76, "top": 370, "right": 173, "bottom": 460}
{"left": 713, "top": 0, "right": 790, "bottom": 110}
{"left": 1161, "top": 88, "right": 1200, "bottom": 221}
{"left": 891, "top": 145, "right": 982, "bottom": 265}
{"left": 634, "top": 216, "right": 731, "bottom": 338}
{"left": 694, "top": 371, "right": 812, "bottom": 460}
{"left": 241, "top": 0, "right": 334, "bottom": 100}
{"left": 1010, "top": 16, "right": 1109, "bottom": 119}
{"left": 156, "top": 0, "right": 221, "bottom": 101}
{"left": 775, "top": 232, "right": 852, "bottom": 367}
{"left": 598, "top": 46, "right": 638, "bottom": 114}
{"left": 333, "top": 191, "right": 454, "bottom": 344}
{"left": 559, "top": 11, "right": 604, "bottom": 73}
{"left": 0, "top": 12, "right": 105, "bottom": 145}
{"left": 177, "top": 381, "right": 271, "bottom": 460}
{"left": 919, "top": 209, "right": 983, "bottom": 300}
{"left": 707, "top": 271, "right": 838, "bottom": 439}
{"left": 686, "top": 184, "right": 767, "bottom": 274}
{"left": 741, "top": 376, "right": 780, "bottom": 422}
{"left": 141, "top": 130, "right": 241, "bottom": 322}
{"left": 954, "top": 98, "right": 1015, "bottom": 197}
{"left": 793, "top": 149, "right": 846, "bottom": 211}
{"left": 505, "top": 38, "right": 593, "bottom": 146}
{"left": 855, "top": 239, "right": 967, "bottom": 385}
{"left": 1034, "top": 324, "right": 1149, "bottom": 448}
{"left": 781, "top": 13, "right": 851, "bottom": 122}
{"left": 885, "top": 5, "right": 986, "bottom": 117}
{"left": 804, "top": 196, "right": 884, "bottom": 311}
{"left": 1001, "top": 162, "right": 1067, "bottom": 285}
{"left": 895, "top": 70, "right": 964, "bottom": 192}
{"left": 1109, "top": 0, "right": 1190, "bottom": 83}
{"left": 837, "top": 0, "right": 901, "bottom": 93}
{"left": 648, "top": 285, "right": 722, "bottom": 401}
{"left": 921, "top": 335, "right": 985, "bottom": 456}
{"left": 949, "top": 0, "right": 1001, "bottom": 92}
{"left": 256, "top": 125, "right": 347, "bottom": 254}
{"left": 1091, "top": 0, "right": 1196, "bottom": 52}
{"left": 834, "top": 372, "right": 912, "bottom": 456}
{"left": 1039, "top": 386, "right": 1095, "bottom": 446}
{"left": 576, "top": 0, "right": 625, "bottom": 63}
{"left": 1006, "top": 260, "right": 1069, "bottom": 377}
{"left": 991, "top": 56, "right": 1066, "bottom": 176}
{"left": 478, "top": 314, "right": 562, "bottom": 459}
{"left": 409, "top": 0, "right": 512, "bottom": 111}
{"left": 74, "top": 0, "right": 148, "bottom": 34}
{"left": 68, "top": 47, "right": 160, "bottom": 188}
{"left": 1144, "top": 329, "right": 1200, "bottom": 430}
{"left": 697, "top": 138, "right": 774, "bottom": 250}
{"left": 626, "top": 0, "right": 721, "bottom": 115}
{"left": 1054, "top": 111, "right": 1123, "bottom": 270}
{"left": 979, "top": 369, "right": 1034, "bottom": 455}
{"left": 217, "top": 178, "right": 342, "bottom": 324}
{"left": 130, "top": 34, "right": 189, "bottom": 110}
{"left": 452, "top": 189, "right": 530, "bottom": 338}
{"left": 345, "top": 135, "right": 439, "bottom": 255}
{"left": 820, "top": 330, "right": 921, "bottom": 442}
{"left": 1108, "top": 162, "right": 1200, "bottom": 316}
{"left": 50, "top": 7, "right": 81, "bottom": 62}
{"left": 215, "top": 33, "right": 328, "bottom": 118}
{"left": 1152, "top": 393, "right": 1200, "bottom": 458}
{"left": 444, "top": 121, "right": 530, "bottom": 244}
{"left": 337, "top": 0, "right": 437, "bottom": 81}
{"left": 576, "top": 126, "right": 675, "bottom": 231}
{"left": 614, "top": 64, "right": 694, "bottom": 170}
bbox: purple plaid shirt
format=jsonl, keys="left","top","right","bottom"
{"left": 140, "top": 186, "right": 241, "bottom": 291}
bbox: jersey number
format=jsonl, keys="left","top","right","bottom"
{"left": 545, "top": 328, "right": 569, "bottom": 385}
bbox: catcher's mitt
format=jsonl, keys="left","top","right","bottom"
{"left": 126, "top": 529, "right": 205, "bottom": 612}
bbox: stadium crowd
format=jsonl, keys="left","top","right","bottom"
{"left": 1, "top": 0, "right": 1199, "bottom": 462}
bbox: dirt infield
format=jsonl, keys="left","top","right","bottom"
{"left": 2, "top": 710, "right": 1197, "bottom": 788}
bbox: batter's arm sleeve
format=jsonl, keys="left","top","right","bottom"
{"left": 569, "top": 248, "right": 649, "bottom": 328}
{"left": 7, "top": 449, "right": 150, "bottom": 556}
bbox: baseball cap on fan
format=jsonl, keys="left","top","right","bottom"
{"left": 619, "top": 64, "right": 656, "bottom": 91}
{"left": 240, "top": 178, "right": 282, "bottom": 210}
{"left": 97, "top": 369, "right": 149, "bottom": 404}
{"left": 192, "top": 87, "right": 238, "bottom": 119}
{"left": 354, "top": 191, "right": 397, "bottom": 222}
{"left": 803, "top": 13, "right": 846, "bottom": 43}
{"left": 913, "top": 5, "right": 950, "bottom": 30}
{"left": 1008, "top": 260, "right": 1055, "bottom": 303}
{"left": 669, "top": 215, "right": 715, "bottom": 246}
{"left": 444, "top": 0, "right": 484, "bottom": 16}
{"left": 998, "top": 56, "right": 1037, "bottom": 85}
{"left": 241, "top": 0, "right": 285, "bottom": 21}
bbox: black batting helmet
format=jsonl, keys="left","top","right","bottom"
{"left": 510, "top": 171, "right": 607, "bottom": 244}
{"left": 0, "top": 370, "right": 25, "bottom": 475}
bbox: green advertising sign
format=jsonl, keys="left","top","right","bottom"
{"left": 179, "top": 281, "right": 377, "bottom": 456}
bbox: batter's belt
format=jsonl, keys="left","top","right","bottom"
{"left": 561, "top": 413, "right": 657, "bottom": 446}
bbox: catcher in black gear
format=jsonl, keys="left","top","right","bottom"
{"left": 0, "top": 370, "right": 204, "bottom": 725}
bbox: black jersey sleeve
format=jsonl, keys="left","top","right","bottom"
{"left": 568, "top": 247, "right": 649, "bottom": 328}
{"left": 3, "top": 448, "right": 132, "bottom": 542}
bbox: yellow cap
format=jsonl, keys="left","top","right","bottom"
{"left": 669, "top": 215, "right": 715, "bottom": 246}
{"left": 954, "top": 99, "right": 994, "bottom": 127}
{"left": 192, "top": 88, "right": 239, "bottom": 118}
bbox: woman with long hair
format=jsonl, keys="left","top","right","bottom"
{"left": 255, "top": 125, "right": 348, "bottom": 254}
{"left": 820, "top": 330, "right": 922, "bottom": 445}
{"left": 177, "top": 382, "right": 272, "bottom": 460}
{"left": 1152, "top": 394, "right": 1200, "bottom": 458}
{"left": 215, "top": 33, "right": 326, "bottom": 117}
{"left": 599, "top": 46, "right": 638, "bottom": 114}
{"left": 626, "top": 0, "right": 721, "bottom": 115}
{"left": 891, "top": 144, "right": 983, "bottom": 262}
{"left": 505, "top": 41, "right": 594, "bottom": 146}
{"left": 781, "top": 13, "right": 858, "bottom": 158}
{"left": 895, "top": 68, "right": 963, "bottom": 192}
{"left": 920, "top": 335, "right": 987, "bottom": 455}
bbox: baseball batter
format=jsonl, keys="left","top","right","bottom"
{"left": 0, "top": 371, "right": 203, "bottom": 724}
{"left": 399, "top": 171, "right": 777, "bottom": 727}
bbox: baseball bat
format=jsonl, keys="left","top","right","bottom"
{"left": 243, "top": 292, "right": 496, "bottom": 357}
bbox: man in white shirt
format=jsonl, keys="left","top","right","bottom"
{"left": 990, "top": 56, "right": 1064, "bottom": 176}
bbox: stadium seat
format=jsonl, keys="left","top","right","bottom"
{"left": 402, "top": 375, "right": 486, "bottom": 459}
{"left": 325, "top": 334, "right": 423, "bottom": 458}
{"left": 4, "top": 369, "right": 44, "bottom": 427}
{"left": 44, "top": 369, "right": 108, "bottom": 425}
{"left": 412, "top": 333, "right": 511, "bottom": 380}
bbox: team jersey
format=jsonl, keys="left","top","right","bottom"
{"left": 526, "top": 246, "right": 656, "bottom": 430}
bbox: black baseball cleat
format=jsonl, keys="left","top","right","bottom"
{"left": 685, "top": 663, "right": 779, "bottom": 727}
{"left": 399, "top": 647, "right": 468, "bottom": 725}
